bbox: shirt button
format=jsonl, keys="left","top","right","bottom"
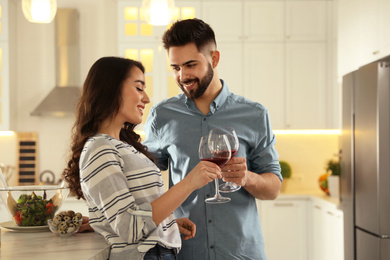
{"left": 203, "top": 117, "right": 206, "bottom": 121}
{"left": 208, "top": 219, "right": 212, "bottom": 223}
{"left": 206, "top": 194, "right": 210, "bottom": 198}
{"left": 210, "top": 246, "right": 214, "bottom": 249}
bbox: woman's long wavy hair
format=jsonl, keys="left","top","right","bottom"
{"left": 62, "top": 57, "right": 154, "bottom": 199}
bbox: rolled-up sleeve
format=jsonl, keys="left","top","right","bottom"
{"left": 248, "top": 109, "right": 282, "bottom": 181}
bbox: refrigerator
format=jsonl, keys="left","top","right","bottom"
{"left": 340, "top": 58, "right": 390, "bottom": 260}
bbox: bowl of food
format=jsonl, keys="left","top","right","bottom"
{"left": 48, "top": 210, "right": 83, "bottom": 237}
{"left": 0, "top": 185, "right": 70, "bottom": 227}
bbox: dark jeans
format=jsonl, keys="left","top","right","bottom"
{"left": 144, "top": 244, "right": 178, "bottom": 260}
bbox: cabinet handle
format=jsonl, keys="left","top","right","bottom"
{"left": 314, "top": 205, "right": 322, "bottom": 210}
{"left": 373, "top": 50, "right": 379, "bottom": 55}
{"left": 326, "top": 211, "right": 334, "bottom": 216}
{"left": 274, "top": 202, "right": 294, "bottom": 207}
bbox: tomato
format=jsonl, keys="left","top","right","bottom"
{"left": 45, "top": 202, "right": 55, "bottom": 215}
{"left": 14, "top": 210, "right": 23, "bottom": 225}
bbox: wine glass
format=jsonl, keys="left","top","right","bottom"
{"left": 199, "top": 135, "right": 231, "bottom": 204}
{"left": 209, "top": 127, "right": 241, "bottom": 193}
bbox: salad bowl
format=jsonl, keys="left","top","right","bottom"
{"left": 0, "top": 185, "right": 70, "bottom": 227}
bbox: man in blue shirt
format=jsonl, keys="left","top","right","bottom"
{"left": 143, "top": 18, "right": 282, "bottom": 260}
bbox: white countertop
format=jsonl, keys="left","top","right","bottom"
{"left": 279, "top": 189, "right": 340, "bottom": 206}
{"left": 0, "top": 228, "right": 110, "bottom": 260}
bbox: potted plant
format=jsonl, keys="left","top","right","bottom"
{"left": 325, "top": 159, "right": 340, "bottom": 198}
{"left": 280, "top": 161, "right": 292, "bottom": 192}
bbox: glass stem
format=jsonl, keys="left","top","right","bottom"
{"left": 215, "top": 179, "right": 220, "bottom": 197}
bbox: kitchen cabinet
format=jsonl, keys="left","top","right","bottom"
{"left": 258, "top": 198, "right": 310, "bottom": 260}
{"left": 257, "top": 195, "right": 344, "bottom": 260}
{"left": 338, "top": 0, "right": 390, "bottom": 77}
{"left": 117, "top": 0, "right": 337, "bottom": 129}
{"left": 0, "top": 0, "right": 11, "bottom": 130}
{"left": 310, "top": 197, "right": 344, "bottom": 260}
{"left": 202, "top": 0, "right": 335, "bottom": 129}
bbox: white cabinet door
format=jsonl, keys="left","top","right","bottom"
{"left": 337, "top": 0, "right": 360, "bottom": 77}
{"left": 0, "top": 42, "right": 10, "bottom": 131}
{"left": 201, "top": 1, "right": 242, "bottom": 42}
{"left": 379, "top": 0, "right": 390, "bottom": 56}
{"left": 311, "top": 202, "right": 328, "bottom": 260}
{"left": 244, "top": 42, "right": 285, "bottom": 129}
{"left": 259, "top": 199, "right": 309, "bottom": 260}
{"left": 244, "top": 1, "right": 284, "bottom": 42}
{"left": 285, "top": 1, "right": 327, "bottom": 41}
{"left": 310, "top": 199, "right": 344, "bottom": 260}
{"left": 286, "top": 42, "right": 327, "bottom": 129}
{"left": 217, "top": 42, "right": 245, "bottom": 97}
{"left": 0, "top": 0, "right": 10, "bottom": 131}
{"left": 358, "top": 0, "right": 380, "bottom": 65}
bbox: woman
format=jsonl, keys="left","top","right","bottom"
{"left": 62, "top": 57, "right": 221, "bottom": 259}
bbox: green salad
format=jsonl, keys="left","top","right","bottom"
{"left": 14, "top": 192, "right": 57, "bottom": 226}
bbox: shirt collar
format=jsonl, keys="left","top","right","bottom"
{"left": 212, "top": 79, "right": 229, "bottom": 112}
{"left": 184, "top": 79, "right": 230, "bottom": 114}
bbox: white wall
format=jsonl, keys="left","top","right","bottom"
{"left": 12, "top": 0, "right": 117, "bottom": 181}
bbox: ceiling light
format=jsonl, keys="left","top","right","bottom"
{"left": 141, "top": 0, "right": 175, "bottom": 26}
{"left": 22, "top": 0, "right": 57, "bottom": 24}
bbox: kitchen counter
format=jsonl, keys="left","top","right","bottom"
{"left": 0, "top": 228, "right": 110, "bottom": 260}
{"left": 279, "top": 189, "right": 340, "bottom": 206}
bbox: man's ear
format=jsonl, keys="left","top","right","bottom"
{"left": 211, "top": 50, "right": 220, "bottom": 68}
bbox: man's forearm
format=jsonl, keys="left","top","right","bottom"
{"left": 243, "top": 171, "right": 282, "bottom": 200}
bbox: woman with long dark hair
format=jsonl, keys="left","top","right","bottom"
{"left": 62, "top": 57, "right": 221, "bottom": 259}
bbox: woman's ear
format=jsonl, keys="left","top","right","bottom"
{"left": 211, "top": 50, "right": 220, "bottom": 68}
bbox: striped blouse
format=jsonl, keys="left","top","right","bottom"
{"left": 79, "top": 133, "right": 181, "bottom": 260}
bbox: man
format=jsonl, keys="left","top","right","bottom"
{"left": 143, "top": 18, "right": 282, "bottom": 260}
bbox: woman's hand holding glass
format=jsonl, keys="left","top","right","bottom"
{"left": 185, "top": 158, "right": 222, "bottom": 190}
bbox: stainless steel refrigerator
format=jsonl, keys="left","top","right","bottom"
{"left": 340, "top": 59, "right": 390, "bottom": 260}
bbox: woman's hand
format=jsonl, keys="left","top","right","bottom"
{"left": 185, "top": 161, "right": 222, "bottom": 190}
{"left": 77, "top": 216, "right": 94, "bottom": 233}
{"left": 176, "top": 218, "right": 196, "bottom": 240}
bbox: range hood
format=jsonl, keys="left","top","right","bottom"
{"left": 31, "top": 9, "right": 81, "bottom": 117}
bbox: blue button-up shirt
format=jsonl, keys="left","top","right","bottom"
{"left": 143, "top": 80, "right": 281, "bottom": 260}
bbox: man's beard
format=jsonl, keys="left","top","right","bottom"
{"left": 179, "top": 63, "right": 214, "bottom": 100}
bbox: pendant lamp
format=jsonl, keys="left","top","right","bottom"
{"left": 22, "top": 0, "right": 57, "bottom": 24}
{"left": 141, "top": 0, "right": 175, "bottom": 26}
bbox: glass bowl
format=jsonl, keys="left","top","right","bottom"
{"left": 48, "top": 210, "right": 83, "bottom": 237}
{"left": 0, "top": 185, "right": 70, "bottom": 226}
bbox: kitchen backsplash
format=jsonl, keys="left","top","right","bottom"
{"left": 1, "top": 131, "right": 339, "bottom": 192}
{"left": 274, "top": 132, "right": 340, "bottom": 193}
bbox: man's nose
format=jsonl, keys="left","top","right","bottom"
{"left": 179, "top": 67, "right": 189, "bottom": 81}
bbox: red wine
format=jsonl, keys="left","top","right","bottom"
{"left": 201, "top": 157, "right": 230, "bottom": 167}
{"left": 231, "top": 149, "right": 238, "bottom": 157}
